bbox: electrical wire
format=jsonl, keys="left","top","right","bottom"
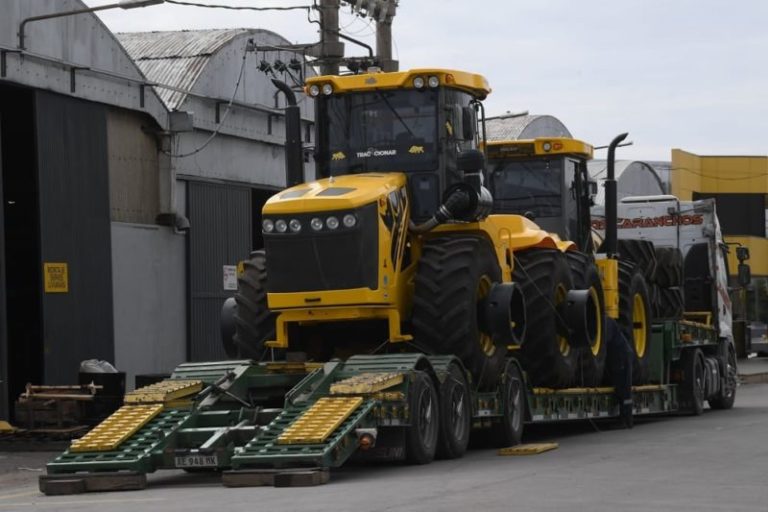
{"left": 165, "top": 0, "right": 311, "bottom": 12}
{"left": 161, "top": 43, "right": 249, "bottom": 158}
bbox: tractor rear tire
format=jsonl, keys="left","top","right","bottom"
{"left": 618, "top": 262, "right": 653, "bottom": 385}
{"left": 654, "top": 247, "right": 683, "bottom": 287}
{"left": 566, "top": 251, "right": 607, "bottom": 387}
{"left": 655, "top": 286, "right": 684, "bottom": 320}
{"left": 232, "top": 250, "right": 276, "bottom": 360}
{"left": 491, "top": 362, "right": 525, "bottom": 448}
{"left": 413, "top": 237, "right": 506, "bottom": 390}
{"left": 436, "top": 363, "right": 471, "bottom": 459}
{"left": 513, "top": 249, "right": 577, "bottom": 388}
{"left": 405, "top": 372, "right": 440, "bottom": 464}
{"left": 617, "top": 239, "right": 657, "bottom": 281}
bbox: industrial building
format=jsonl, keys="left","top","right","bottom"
{"left": 0, "top": 0, "right": 313, "bottom": 419}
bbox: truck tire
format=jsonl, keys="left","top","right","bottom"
{"left": 566, "top": 251, "right": 607, "bottom": 387}
{"left": 413, "top": 237, "right": 506, "bottom": 390}
{"left": 618, "top": 261, "right": 653, "bottom": 385}
{"left": 436, "top": 363, "right": 471, "bottom": 459}
{"left": 513, "top": 249, "right": 577, "bottom": 388}
{"left": 491, "top": 361, "right": 525, "bottom": 448}
{"left": 616, "top": 239, "right": 657, "bottom": 281}
{"left": 232, "top": 250, "right": 276, "bottom": 359}
{"left": 405, "top": 372, "right": 440, "bottom": 464}
{"left": 709, "top": 342, "right": 737, "bottom": 410}
{"left": 654, "top": 247, "right": 683, "bottom": 287}
{"left": 655, "top": 286, "right": 684, "bottom": 320}
{"left": 678, "top": 348, "right": 705, "bottom": 415}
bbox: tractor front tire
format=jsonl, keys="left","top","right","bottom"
{"left": 618, "top": 262, "right": 653, "bottom": 384}
{"left": 232, "top": 250, "right": 276, "bottom": 360}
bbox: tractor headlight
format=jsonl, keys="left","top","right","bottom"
{"left": 413, "top": 76, "right": 425, "bottom": 89}
{"left": 262, "top": 219, "right": 275, "bottom": 233}
{"left": 326, "top": 216, "right": 340, "bottom": 230}
{"left": 275, "top": 219, "right": 288, "bottom": 233}
{"left": 308, "top": 84, "right": 320, "bottom": 97}
{"left": 310, "top": 217, "right": 324, "bottom": 231}
{"left": 322, "top": 83, "right": 334, "bottom": 96}
{"left": 427, "top": 75, "right": 440, "bottom": 88}
{"left": 289, "top": 219, "right": 302, "bottom": 233}
{"left": 342, "top": 214, "right": 357, "bottom": 228}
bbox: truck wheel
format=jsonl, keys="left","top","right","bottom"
{"left": 413, "top": 237, "right": 506, "bottom": 390}
{"left": 405, "top": 372, "right": 440, "bottom": 464}
{"left": 616, "top": 240, "right": 657, "bottom": 281}
{"left": 618, "top": 262, "right": 653, "bottom": 385}
{"left": 491, "top": 362, "right": 525, "bottom": 447}
{"left": 232, "top": 250, "right": 276, "bottom": 359}
{"left": 513, "top": 249, "right": 577, "bottom": 387}
{"left": 679, "top": 348, "right": 705, "bottom": 415}
{"left": 709, "top": 342, "right": 737, "bottom": 410}
{"left": 436, "top": 363, "right": 471, "bottom": 459}
{"left": 566, "top": 251, "right": 607, "bottom": 387}
{"left": 654, "top": 247, "right": 683, "bottom": 287}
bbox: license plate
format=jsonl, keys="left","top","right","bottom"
{"left": 174, "top": 454, "right": 218, "bottom": 468}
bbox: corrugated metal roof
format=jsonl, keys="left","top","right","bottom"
{"left": 486, "top": 114, "right": 572, "bottom": 141}
{"left": 117, "top": 29, "right": 253, "bottom": 110}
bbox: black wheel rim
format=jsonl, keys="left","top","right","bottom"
{"left": 723, "top": 347, "right": 737, "bottom": 399}
{"left": 417, "top": 387, "right": 437, "bottom": 447}
{"left": 508, "top": 376, "right": 522, "bottom": 432}
{"left": 448, "top": 380, "right": 468, "bottom": 441}
{"left": 694, "top": 355, "right": 705, "bottom": 406}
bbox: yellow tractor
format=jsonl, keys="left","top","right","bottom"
{"left": 229, "top": 68, "right": 605, "bottom": 395}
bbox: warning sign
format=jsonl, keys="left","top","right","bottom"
{"left": 223, "top": 265, "right": 238, "bottom": 291}
{"left": 44, "top": 262, "right": 69, "bottom": 293}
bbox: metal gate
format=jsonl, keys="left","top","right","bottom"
{"left": 187, "top": 181, "right": 252, "bottom": 361}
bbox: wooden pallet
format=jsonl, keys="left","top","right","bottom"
{"left": 222, "top": 467, "right": 330, "bottom": 487}
{"left": 39, "top": 471, "right": 147, "bottom": 495}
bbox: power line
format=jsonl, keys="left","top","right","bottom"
{"left": 165, "top": 0, "right": 311, "bottom": 12}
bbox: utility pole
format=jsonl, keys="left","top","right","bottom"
{"left": 375, "top": 3, "right": 398, "bottom": 71}
{"left": 318, "top": 0, "right": 344, "bottom": 75}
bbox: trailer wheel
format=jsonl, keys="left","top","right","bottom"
{"left": 513, "top": 249, "right": 577, "bottom": 387}
{"left": 709, "top": 342, "right": 737, "bottom": 410}
{"left": 618, "top": 262, "right": 653, "bottom": 384}
{"left": 405, "top": 372, "right": 440, "bottom": 464}
{"left": 679, "top": 348, "right": 705, "bottom": 415}
{"left": 566, "top": 251, "right": 607, "bottom": 387}
{"left": 491, "top": 362, "right": 525, "bottom": 448}
{"left": 436, "top": 363, "right": 471, "bottom": 459}
{"left": 232, "top": 250, "right": 276, "bottom": 359}
{"left": 413, "top": 237, "right": 506, "bottom": 390}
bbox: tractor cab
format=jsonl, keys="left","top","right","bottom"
{"left": 309, "top": 69, "right": 491, "bottom": 221}
{"left": 486, "top": 138, "right": 596, "bottom": 251}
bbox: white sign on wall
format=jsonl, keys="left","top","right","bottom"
{"left": 223, "top": 265, "right": 238, "bottom": 291}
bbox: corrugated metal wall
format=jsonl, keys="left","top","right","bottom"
{"left": 0, "top": 111, "right": 7, "bottom": 418}
{"left": 188, "top": 181, "right": 251, "bottom": 361}
{"left": 36, "top": 91, "right": 115, "bottom": 384}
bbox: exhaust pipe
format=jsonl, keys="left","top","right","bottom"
{"left": 604, "top": 133, "right": 628, "bottom": 258}
{"left": 272, "top": 79, "right": 304, "bottom": 188}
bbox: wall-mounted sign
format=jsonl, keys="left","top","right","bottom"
{"left": 223, "top": 265, "right": 238, "bottom": 291}
{"left": 44, "top": 262, "right": 69, "bottom": 293}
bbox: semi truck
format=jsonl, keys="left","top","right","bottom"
{"left": 40, "top": 68, "right": 743, "bottom": 494}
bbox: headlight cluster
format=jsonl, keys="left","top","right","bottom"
{"left": 263, "top": 213, "right": 357, "bottom": 234}
{"left": 308, "top": 83, "right": 334, "bottom": 97}
{"left": 413, "top": 75, "right": 440, "bottom": 90}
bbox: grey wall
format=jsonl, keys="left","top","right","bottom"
{"left": 111, "top": 223, "right": 186, "bottom": 390}
{"left": 0, "top": 112, "right": 7, "bottom": 419}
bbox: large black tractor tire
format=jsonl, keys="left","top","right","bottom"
{"left": 491, "top": 362, "right": 526, "bottom": 448}
{"left": 566, "top": 251, "right": 607, "bottom": 387}
{"left": 655, "top": 286, "right": 684, "bottom": 320}
{"left": 436, "top": 363, "right": 471, "bottom": 459}
{"left": 678, "top": 348, "right": 706, "bottom": 415}
{"left": 618, "top": 261, "right": 653, "bottom": 385}
{"left": 616, "top": 239, "right": 657, "bottom": 281}
{"left": 405, "top": 372, "right": 440, "bottom": 465}
{"left": 413, "top": 237, "right": 507, "bottom": 390}
{"left": 232, "top": 250, "right": 277, "bottom": 360}
{"left": 654, "top": 247, "right": 683, "bottom": 287}
{"left": 513, "top": 249, "right": 577, "bottom": 388}
{"left": 709, "top": 342, "right": 738, "bottom": 410}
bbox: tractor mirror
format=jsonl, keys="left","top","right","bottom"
{"left": 738, "top": 263, "right": 751, "bottom": 287}
{"left": 736, "top": 246, "right": 750, "bottom": 262}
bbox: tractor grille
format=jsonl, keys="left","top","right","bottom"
{"left": 264, "top": 203, "right": 379, "bottom": 293}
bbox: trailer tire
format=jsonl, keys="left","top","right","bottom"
{"left": 618, "top": 262, "right": 653, "bottom": 385}
{"left": 491, "top": 362, "right": 525, "bottom": 448}
{"left": 654, "top": 247, "right": 683, "bottom": 287}
{"left": 709, "top": 342, "right": 737, "bottom": 410}
{"left": 413, "top": 237, "right": 506, "bottom": 390}
{"left": 436, "top": 363, "right": 471, "bottom": 459}
{"left": 566, "top": 251, "right": 607, "bottom": 387}
{"left": 232, "top": 250, "right": 276, "bottom": 360}
{"left": 679, "top": 348, "right": 705, "bottom": 415}
{"left": 405, "top": 372, "right": 440, "bottom": 464}
{"left": 513, "top": 249, "right": 577, "bottom": 388}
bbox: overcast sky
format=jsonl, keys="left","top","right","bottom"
{"left": 88, "top": 0, "right": 768, "bottom": 161}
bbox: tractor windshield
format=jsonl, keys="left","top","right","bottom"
{"left": 488, "top": 159, "right": 563, "bottom": 217}
{"left": 321, "top": 89, "right": 438, "bottom": 175}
